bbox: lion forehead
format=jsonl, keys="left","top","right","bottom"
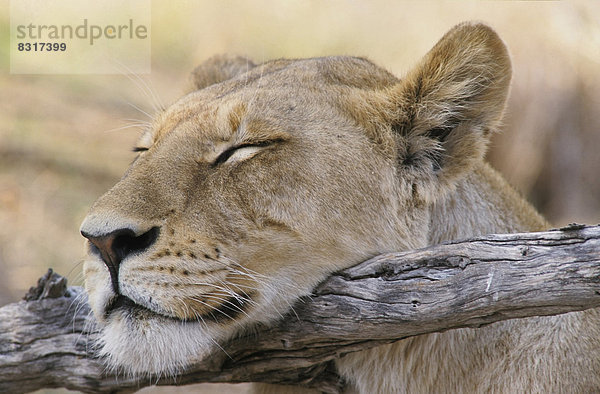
{"left": 147, "top": 57, "right": 397, "bottom": 149}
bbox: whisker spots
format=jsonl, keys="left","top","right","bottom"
{"left": 155, "top": 250, "right": 172, "bottom": 258}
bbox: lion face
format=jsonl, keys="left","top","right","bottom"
{"left": 81, "top": 57, "right": 420, "bottom": 374}
{"left": 81, "top": 23, "right": 511, "bottom": 375}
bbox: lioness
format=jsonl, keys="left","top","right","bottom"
{"left": 81, "top": 22, "right": 600, "bottom": 393}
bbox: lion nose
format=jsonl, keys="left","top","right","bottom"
{"left": 81, "top": 227, "right": 159, "bottom": 293}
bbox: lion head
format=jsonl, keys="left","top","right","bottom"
{"left": 81, "top": 22, "right": 511, "bottom": 375}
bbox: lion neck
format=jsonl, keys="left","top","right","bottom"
{"left": 427, "top": 162, "right": 549, "bottom": 245}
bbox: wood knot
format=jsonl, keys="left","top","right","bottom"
{"left": 559, "top": 223, "right": 586, "bottom": 231}
{"left": 23, "top": 268, "right": 69, "bottom": 301}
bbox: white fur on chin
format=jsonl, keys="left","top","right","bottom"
{"left": 98, "top": 312, "right": 220, "bottom": 377}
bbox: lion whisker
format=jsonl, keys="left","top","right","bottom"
{"left": 113, "top": 59, "right": 165, "bottom": 114}
{"left": 181, "top": 295, "right": 234, "bottom": 321}
{"left": 191, "top": 294, "right": 252, "bottom": 320}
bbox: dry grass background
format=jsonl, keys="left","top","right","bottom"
{"left": 1, "top": 1, "right": 599, "bottom": 393}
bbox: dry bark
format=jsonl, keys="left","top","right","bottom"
{"left": 1, "top": 224, "right": 599, "bottom": 393}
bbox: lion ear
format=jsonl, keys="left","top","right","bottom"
{"left": 188, "top": 55, "right": 256, "bottom": 91}
{"left": 390, "top": 22, "right": 511, "bottom": 202}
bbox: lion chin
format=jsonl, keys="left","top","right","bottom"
{"left": 86, "top": 262, "right": 308, "bottom": 377}
{"left": 97, "top": 313, "right": 215, "bottom": 376}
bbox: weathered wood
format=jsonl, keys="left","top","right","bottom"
{"left": 1, "top": 224, "right": 600, "bottom": 393}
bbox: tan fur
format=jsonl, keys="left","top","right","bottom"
{"left": 81, "top": 22, "right": 600, "bottom": 392}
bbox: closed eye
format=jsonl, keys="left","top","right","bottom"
{"left": 212, "top": 141, "right": 274, "bottom": 167}
{"left": 132, "top": 146, "right": 149, "bottom": 153}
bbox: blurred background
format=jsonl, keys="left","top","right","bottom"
{"left": 1, "top": 1, "right": 599, "bottom": 392}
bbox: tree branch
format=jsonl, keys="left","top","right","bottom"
{"left": 1, "top": 224, "right": 600, "bottom": 393}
